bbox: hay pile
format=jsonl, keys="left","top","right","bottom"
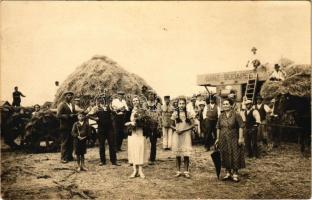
{"left": 260, "top": 64, "right": 311, "bottom": 99}
{"left": 53, "top": 55, "right": 154, "bottom": 106}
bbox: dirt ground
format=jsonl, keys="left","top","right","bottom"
{"left": 1, "top": 139, "right": 311, "bottom": 199}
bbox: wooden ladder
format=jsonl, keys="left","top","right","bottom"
{"left": 244, "top": 73, "right": 258, "bottom": 103}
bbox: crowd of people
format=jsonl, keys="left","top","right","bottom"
{"left": 7, "top": 86, "right": 279, "bottom": 182}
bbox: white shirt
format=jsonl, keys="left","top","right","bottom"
{"left": 111, "top": 98, "right": 129, "bottom": 112}
{"left": 66, "top": 102, "right": 73, "bottom": 112}
{"left": 186, "top": 102, "right": 197, "bottom": 118}
{"left": 270, "top": 70, "right": 286, "bottom": 81}
{"left": 246, "top": 53, "right": 261, "bottom": 68}
{"left": 253, "top": 104, "right": 271, "bottom": 113}
{"left": 203, "top": 103, "right": 221, "bottom": 119}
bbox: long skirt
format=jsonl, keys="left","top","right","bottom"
{"left": 128, "top": 127, "right": 149, "bottom": 165}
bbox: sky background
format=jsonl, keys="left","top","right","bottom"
{"left": 1, "top": 1, "right": 310, "bottom": 106}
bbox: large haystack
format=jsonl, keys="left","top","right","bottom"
{"left": 53, "top": 55, "right": 154, "bottom": 106}
{"left": 260, "top": 64, "right": 311, "bottom": 99}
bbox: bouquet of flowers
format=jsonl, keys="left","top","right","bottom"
{"left": 133, "top": 108, "right": 151, "bottom": 128}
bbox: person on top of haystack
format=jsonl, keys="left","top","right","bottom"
{"left": 111, "top": 90, "right": 129, "bottom": 152}
{"left": 144, "top": 89, "right": 161, "bottom": 165}
{"left": 269, "top": 64, "right": 286, "bottom": 81}
{"left": 12, "top": 86, "right": 26, "bottom": 107}
{"left": 57, "top": 91, "right": 77, "bottom": 163}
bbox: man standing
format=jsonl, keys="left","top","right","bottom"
{"left": 161, "top": 96, "right": 174, "bottom": 150}
{"left": 12, "top": 87, "right": 26, "bottom": 107}
{"left": 244, "top": 100, "right": 261, "bottom": 158}
{"left": 145, "top": 90, "right": 161, "bottom": 165}
{"left": 111, "top": 91, "right": 128, "bottom": 152}
{"left": 203, "top": 96, "right": 220, "bottom": 151}
{"left": 57, "top": 91, "right": 76, "bottom": 163}
{"left": 253, "top": 96, "right": 271, "bottom": 145}
{"left": 187, "top": 95, "right": 199, "bottom": 136}
{"left": 88, "top": 95, "right": 119, "bottom": 166}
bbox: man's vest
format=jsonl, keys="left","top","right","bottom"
{"left": 255, "top": 104, "right": 266, "bottom": 121}
{"left": 206, "top": 104, "right": 218, "bottom": 121}
{"left": 244, "top": 109, "right": 257, "bottom": 128}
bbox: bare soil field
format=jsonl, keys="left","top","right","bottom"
{"left": 1, "top": 140, "right": 311, "bottom": 199}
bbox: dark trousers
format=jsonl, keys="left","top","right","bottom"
{"left": 98, "top": 128, "right": 117, "bottom": 164}
{"left": 12, "top": 100, "right": 21, "bottom": 107}
{"left": 60, "top": 129, "right": 73, "bottom": 161}
{"left": 246, "top": 127, "right": 258, "bottom": 157}
{"left": 204, "top": 119, "right": 217, "bottom": 149}
{"left": 113, "top": 115, "right": 125, "bottom": 150}
{"left": 149, "top": 128, "right": 158, "bottom": 162}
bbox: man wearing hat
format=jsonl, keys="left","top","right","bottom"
{"left": 187, "top": 94, "right": 199, "bottom": 136}
{"left": 269, "top": 64, "right": 286, "bottom": 81}
{"left": 244, "top": 99, "right": 261, "bottom": 158}
{"left": 253, "top": 96, "right": 271, "bottom": 145}
{"left": 57, "top": 91, "right": 76, "bottom": 163}
{"left": 145, "top": 89, "right": 162, "bottom": 164}
{"left": 197, "top": 100, "right": 206, "bottom": 142}
{"left": 161, "top": 96, "right": 174, "bottom": 150}
{"left": 111, "top": 90, "right": 129, "bottom": 151}
{"left": 203, "top": 95, "right": 221, "bottom": 151}
{"left": 88, "top": 95, "right": 119, "bottom": 166}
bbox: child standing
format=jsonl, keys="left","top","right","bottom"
{"left": 171, "top": 96, "right": 195, "bottom": 178}
{"left": 72, "top": 112, "right": 91, "bottom": 171}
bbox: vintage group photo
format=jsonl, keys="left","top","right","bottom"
{"left": 1, "top": 1, "right": 311, "bottom": 199}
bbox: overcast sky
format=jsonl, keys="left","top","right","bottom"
{"left": 1, "top": 1, "right": 310, "bottom": 106}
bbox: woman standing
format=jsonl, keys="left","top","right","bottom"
{"left": 126, "top": 96, "right": 149, "bottom": 178}
{"left": 171, "top": 96, "right": 195, "bottom": 178}
{"left": 215, "top": 99, "right": 245, "bottom": 182}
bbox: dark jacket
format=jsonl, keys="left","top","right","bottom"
{"left": 57, "top": 102, "right": 76, "bottom": 130}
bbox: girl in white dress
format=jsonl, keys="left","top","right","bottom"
{"left": 171, "top": 96, "right": 195, "bottom": 178}
{"left": 126, "top": 97, "right": 149, "bottom": 178}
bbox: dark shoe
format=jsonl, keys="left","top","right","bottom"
{"left": 61, "top": 160, "right": 68, "bottom": 163}
{"left": 112, "top": 163, "right": 121, "bottom": 166}
{"left": 99, "top": 162, "right": 106, "bottom": 166}
{"left": 148, "top": 161, "right": 155, "bottom": 165}
{"left": 67, "top": 157, "right": 74, "bottom": 161}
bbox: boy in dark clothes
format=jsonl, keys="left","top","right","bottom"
{"left": 72, "top": 112, "right": 91, "bottom": 171}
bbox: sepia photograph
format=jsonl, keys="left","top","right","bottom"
{"left": 0, "top": 1, "right": 311, "bottom": 199}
